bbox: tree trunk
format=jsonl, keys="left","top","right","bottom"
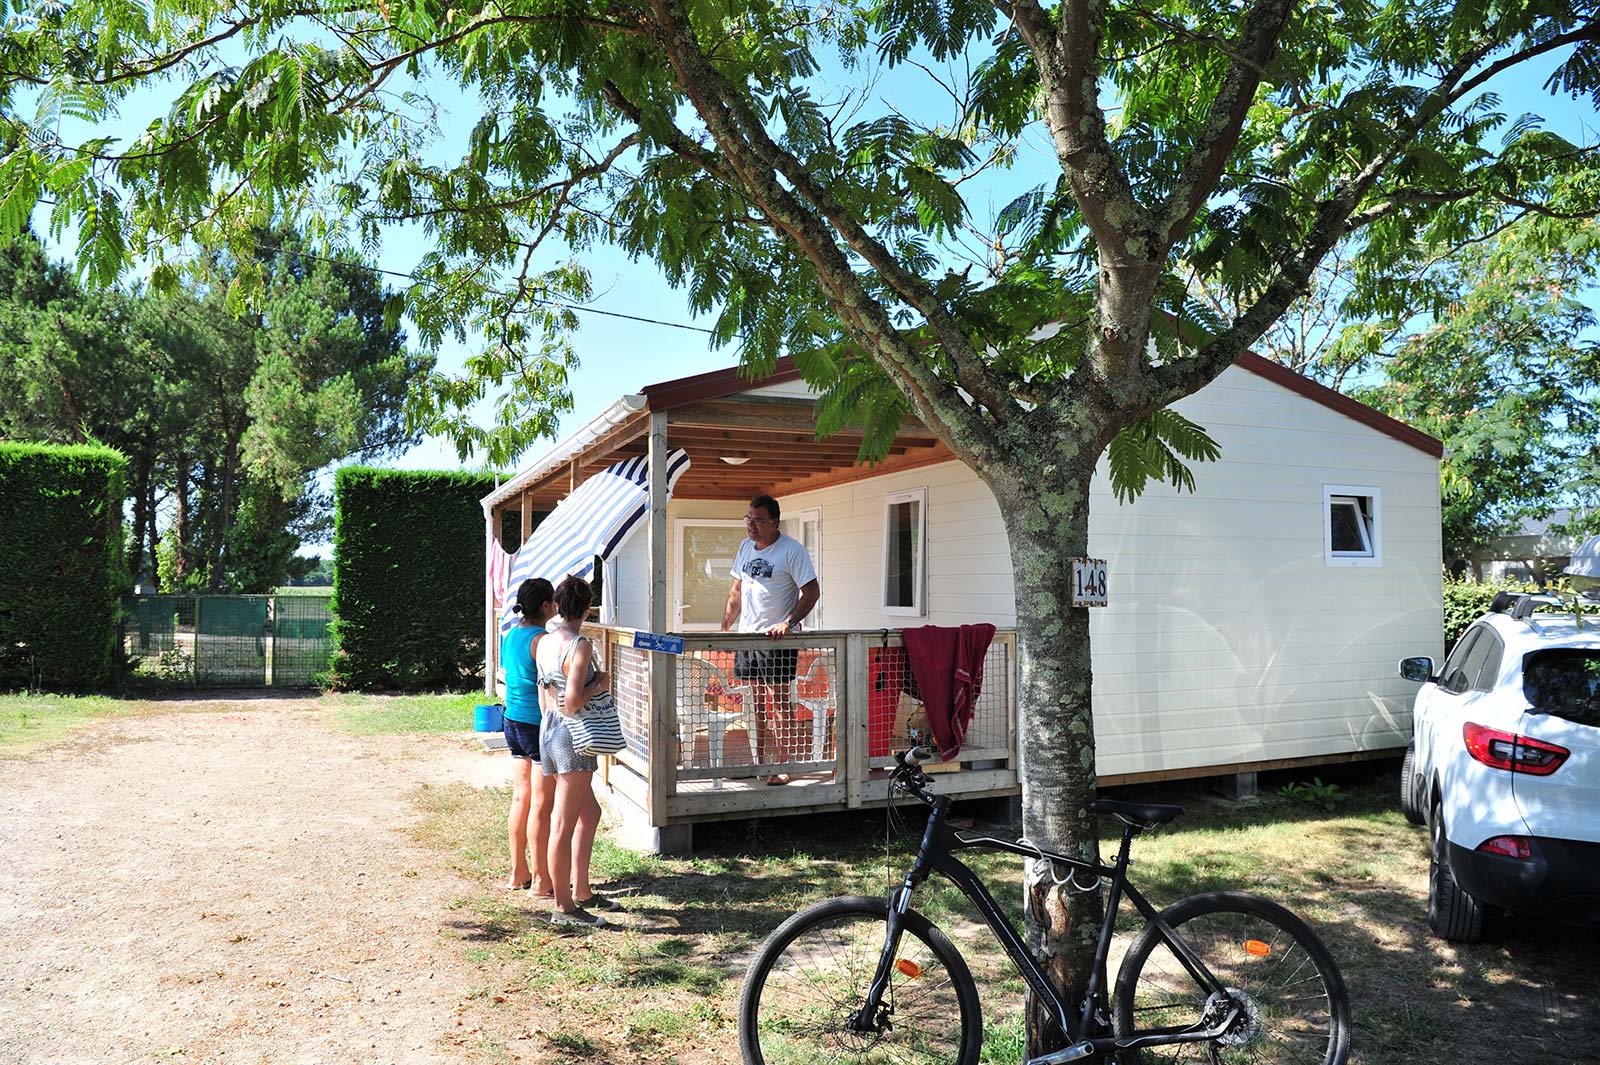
{"left": 127, "top": 455, "right": 152, "bottom": 584}
{"left": 173, "top": 459, "right": 192, "bottom": 585}
{"left": 987, "top": 455, "right": 1106, "bottom": 1057}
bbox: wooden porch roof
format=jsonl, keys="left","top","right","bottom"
{"left": 510, "top": 392, "right": 950, "bottom": 510}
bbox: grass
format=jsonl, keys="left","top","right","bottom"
{"left": 324, "top": 692, "right": 484, "bottom": 734}
{"left": 0, "top": 693, "right": 134, "bottom": 752}
{"left": 409, "top": 766, "right": 1600, "bottom": 1065}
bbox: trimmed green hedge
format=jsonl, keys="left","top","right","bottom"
{"left": 0, "top": 443, "right": 127, "bottom": 690}
{"left": 330, "top": 467, "right": 501, "bottom": 690}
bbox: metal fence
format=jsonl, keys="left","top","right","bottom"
{"left": 122, "top": 594, "right": 334, "bottom": 688}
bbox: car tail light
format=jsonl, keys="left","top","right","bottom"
{"left": 1476, "top": 835, "right": 1533, "bottom": 860}
{"left": 1462, "top": 722, "right": 1570, "bottom": 776}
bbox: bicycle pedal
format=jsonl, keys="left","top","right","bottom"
{"left": 1023, "top": 1040, "right": 1096, "bottom": 1065}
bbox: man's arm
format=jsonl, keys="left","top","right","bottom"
{"left": 721, "top": 579, "right": 742, "bottom": 632}
{"left": 765, "top": 579, "right": 820, "bottom": 639}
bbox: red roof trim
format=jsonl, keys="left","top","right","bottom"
{"left": 639, "top": 349, "right": 1442, "bottom": 460}
{"left": 1233, "top": 352, "right": 1443, "bottom": 458}
{"left": 642, "top": 356, "right": 802, "bottom": 410}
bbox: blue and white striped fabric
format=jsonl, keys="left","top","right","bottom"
{"left": 499, "top": 450, "right": 691, "bottom": 633}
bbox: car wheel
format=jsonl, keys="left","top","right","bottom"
{"left": 1400, "top": 743, "right": 1424, "bottom": 825}
{"left": 1427, "top": 799, "right": 1485, "bottom": 943}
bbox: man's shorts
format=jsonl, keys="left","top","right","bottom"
{"left": 504, "top": 717, "right": 542, "bottom": 761}
{"left": 734, "top": 648, "right": 800, "bottom": 684}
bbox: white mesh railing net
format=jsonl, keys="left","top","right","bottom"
{"left": 603, "top": 636, "right": 651, "bottom": 763}
{"left": 674, "top": 646, "right": 839, "bottom": 778}
{"left": 865, "top": 635, "right": 1012, "bottom": 766}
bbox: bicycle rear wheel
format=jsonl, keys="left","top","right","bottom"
{"left": 1112, "top": 891, "right": 1349, "bottom": 1064}
{"left": 738, "top": 895, "right": 982, "bottom": 1065}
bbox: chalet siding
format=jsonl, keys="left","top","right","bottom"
{"left": 769, "top": 362, "right": 1439, "bottom": 777}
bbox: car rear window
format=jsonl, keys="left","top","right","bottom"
{"left": 1523, "top": 650, "right": 1600, "bottom": 726}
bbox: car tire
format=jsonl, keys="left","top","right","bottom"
{"left": 1428, "top": 799, "right": 1485, "bottom": 943}
{"left": 1400, "top": 743, "right": 1424, "bottom": 825}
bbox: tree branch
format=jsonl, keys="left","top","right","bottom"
{"left": 1156, "top": 0, "right": 1294, "bottom": 247}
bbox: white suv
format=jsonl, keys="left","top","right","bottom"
{"left": 1399, "top": 593, "right": 1600, "bottom": 941}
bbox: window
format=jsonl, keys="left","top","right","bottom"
{"left": 883, "top": 488, "right": 927, "bottom": 616}
{"left": 1323, "top": 485, "right": 1381, "bottom": 566}
{"left": 1437, "top": 626, "right": 1483, "bottom": 695}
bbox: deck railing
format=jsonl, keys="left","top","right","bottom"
{"left": 580, "top": 625, "right": 1018, "bottom": 827}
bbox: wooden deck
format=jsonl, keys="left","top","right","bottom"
{"left": 575, "top": 625, "right": 1020, "bottom": 850}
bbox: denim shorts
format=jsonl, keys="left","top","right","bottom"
{"left": 504, "top": 717, "right": 542, "bottom": 761}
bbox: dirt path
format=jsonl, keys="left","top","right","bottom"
{"left": 0, "top": 698, "right": 516, "bottom": 1065}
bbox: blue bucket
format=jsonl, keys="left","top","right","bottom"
{"left": 474, "top": 703, "right": 504, "bottom": 732}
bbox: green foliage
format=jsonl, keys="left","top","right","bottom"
{"left": 330, "top": 468, "right": 500, "bottom": 691}
{"left": 1278, "top": 777, "right": 1344, "bottom": 814}
{"left": 1348, "top": 219, "right": 1600, "bottom": 567}
{"left": 0, "top": 229, "right": 429, "bottom": 594}
{"left": 0, "top": 442, "right": 127, "bottom": 690}
{"left": 1442, "top": 575, "right": 1535, "bottom": 648}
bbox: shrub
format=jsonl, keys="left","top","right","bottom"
{"left": 1441, "top": 574, "right": 1538, "bottom": 648}
{"left": 330, "top": 467, "right": 500, "bottom": 690}
{"left": 0, "top": 443, "right": 128, "bottom": 690}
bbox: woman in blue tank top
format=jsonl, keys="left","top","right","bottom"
{"left": 502, "top": 579, "right": 557, "bottom": 892}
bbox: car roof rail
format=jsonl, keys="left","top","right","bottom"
{"left": 1510, "top": 593, "right": 1566, "bottom": 620}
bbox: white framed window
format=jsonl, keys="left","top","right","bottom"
{"left": 1324, "top": 485, "right": 1382, "bottom": 566}
{"left": 674, "top": 519, "right": 746, "bottom": 630}
{"left": 882, "top": 488, "right": 927, "bottom": 616}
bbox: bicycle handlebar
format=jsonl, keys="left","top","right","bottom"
{"left": 897, "top": 746, "right": 935, "bottom": 768}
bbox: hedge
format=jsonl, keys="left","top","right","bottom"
{"left": 0, "top": 442, "right": 127, "bottom": 690}
{"left": 330, "top": 467, "right": 501, "bottom": 690}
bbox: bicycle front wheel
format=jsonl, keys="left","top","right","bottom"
{"left": 1113, "top": 891, "right": 1350, "bottom": 1065}
{"left": 738, "top": 895, "right": 982, "bottom": 1065}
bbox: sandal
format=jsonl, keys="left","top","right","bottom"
{"left": 504, "top": 879, "right": 533, "bottom": 891}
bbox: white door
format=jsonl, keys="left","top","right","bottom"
{"left": 674, "top": 519, "right": 745, "bottom": 630}
{"left": 782, "top": 507, "right": 822, "bottom": 630}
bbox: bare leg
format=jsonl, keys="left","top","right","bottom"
{"left": 570, "top": 775, "right": 601, "bottom": 902}
{"left": 751, "top": 682, "right": 776, "bottom": 766}
{"left": 507, "top": 757, "right": 534, "bottom": 887}
{"left": 532, "top": 765, "right": 556, "bottom": 896}
{"left": 548, "top": 773, "right": 582, "bottom": 912}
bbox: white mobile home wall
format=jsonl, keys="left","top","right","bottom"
{"left": 614, "top": 362, "right": 1441, "bottom": 779}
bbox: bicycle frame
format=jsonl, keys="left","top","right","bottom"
{"left": 855, "top": 794, "right": 1242, "bottom": 1057}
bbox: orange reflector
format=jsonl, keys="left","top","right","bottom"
{"left": 895, "top": 959, "right": 923, "bottom": 978}
{"left": 1244, "top": 940, "right": 1271, "bottom": 957}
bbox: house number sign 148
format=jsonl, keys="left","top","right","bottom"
{"left": 1071, "top": 558, "right": 1109, "bottom": 607}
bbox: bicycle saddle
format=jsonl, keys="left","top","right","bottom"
{"left": 1088, "top": 798, "right": 1183, "bottom": 825}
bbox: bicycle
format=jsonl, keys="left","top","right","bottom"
{"left": 738, "top": 747, "right": 1351, "bottom": 1064}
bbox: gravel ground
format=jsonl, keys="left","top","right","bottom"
{"left": 0, "top": 697, "right": 519, "bottom": 1065}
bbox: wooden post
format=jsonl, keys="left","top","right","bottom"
{"left": 520, "top": 490, "right": 534, "bottom": 544}
{"left": 647, "top": 410, "right": 672, "bottom": 827}
{"left": 484, "top": 509, "right": 498, "bottom": 696}
{"left": 845, "top": 632, "right": 868, "bottom": 809}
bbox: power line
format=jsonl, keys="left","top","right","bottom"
{"left": 28, "top": 200, "right": 725, "bottom": 338}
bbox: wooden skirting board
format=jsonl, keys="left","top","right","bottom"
{"left": 1096, "top": 747, "right": 1404, "bottom": 789}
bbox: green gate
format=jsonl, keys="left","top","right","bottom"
{"left": 123, "top": 594, "right": 333, "bottom": 688}
{"left": 195, "top": 596, "right": 269, "bottom": 686}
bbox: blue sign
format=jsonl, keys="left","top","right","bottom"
{"left": 632, "top": 631, "right": 686, "bottom": 655}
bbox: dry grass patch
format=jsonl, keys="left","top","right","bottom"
{"left": 408, "top": 768, "right": 1600, "bottom": 1064}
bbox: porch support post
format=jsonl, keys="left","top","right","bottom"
{"left": 520, "top": 490, "right": 534, "bottom": 544}
{"left": 647, "top": 410, "right": 673, "bottom": 827}
{"left": 484, "top": 507, "right": 500, "bottom": 696}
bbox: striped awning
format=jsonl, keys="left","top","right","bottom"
{"left": 499, "top": 450, "right": 691, "bottom": 632}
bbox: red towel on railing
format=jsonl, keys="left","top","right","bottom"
{"left": 902, "top": 624, "right": 997, "bottom": 761}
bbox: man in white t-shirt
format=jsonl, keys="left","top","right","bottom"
{"left": 721, "top": 494, "right": 820, "bottom": 785}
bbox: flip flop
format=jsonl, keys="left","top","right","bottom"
{"left": 504, "top": 879, "right": 533, "bottom": 891}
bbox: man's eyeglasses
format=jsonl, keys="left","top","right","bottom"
{"left": 745, "top": 514, "right": 777, "bottom": 525}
